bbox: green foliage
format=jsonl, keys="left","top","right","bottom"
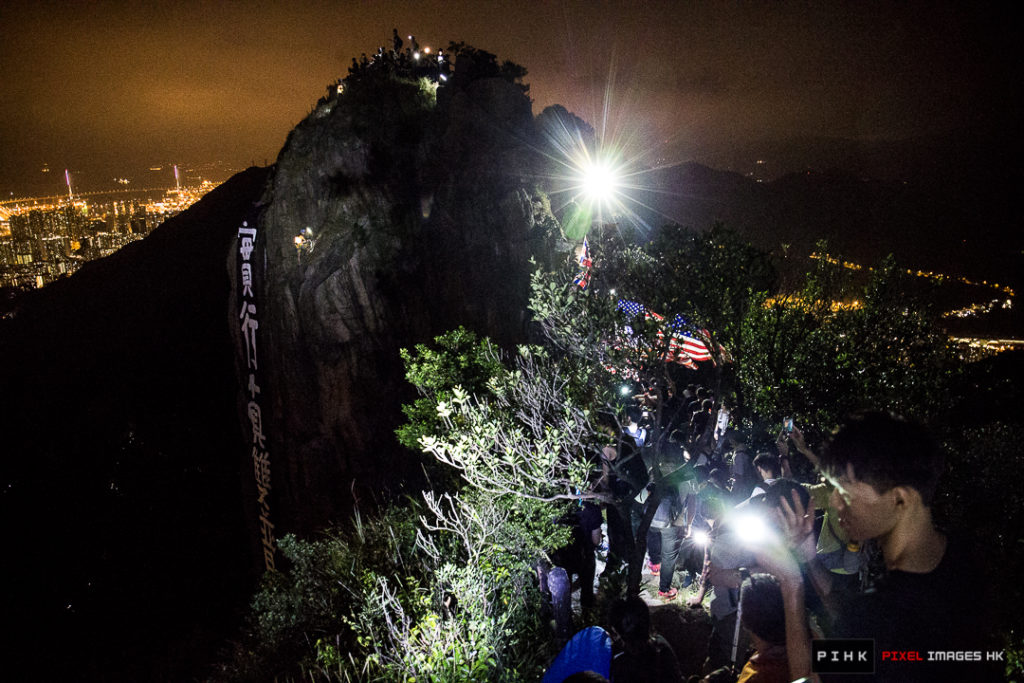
{"left": 416, "top": 76, "right": 439, "bottom": 106}
{"left": 416, "top": 343, "right": 607, "bottom": 503}
{"left": 396, "top": 327, "right": 503, "bottom": 452}
{"left": 1006, "top": 633, "right": 1024, "bottom": 681}
{"left": 341, "top": 489, "right": 559, "bottom": 682}
{"left": 223, "top": 505, "right": 421, "bottom": 681}
{"left": 529, "top": 223, "right": 780, "bottom": 420}
{"left": 539, "top": 222, "right": 777, "bottom": 411}
{"left": 528, "top": 266, "right": 622, "bottom": 367}
{"left": 400, "top": 322, "right": 612, "bottom": 506}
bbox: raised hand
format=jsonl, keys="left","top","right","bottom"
{"left": 776, "top": 488, "right": 817, "bottom": 562}
{"left": 750, "top": 489, "right": 817, "bottom": 585}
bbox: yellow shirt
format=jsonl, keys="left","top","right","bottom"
{"left": 736, "top": 648, "right": 790, "bottom": 683}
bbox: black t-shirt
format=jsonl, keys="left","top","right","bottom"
{"left": 578, "top": 501, "right": 603, "bottom": 552}
{"left": 690, "top": 410, "right": 711, "bottom": 440}
{"left": 551, "top": 502, "right": 605, "bottom": 571}
{"left": 829, "top": 534, "right": 1001, "bottom": 682}
{"left": 610, "top": 443, "right": 648, "bottom": 499}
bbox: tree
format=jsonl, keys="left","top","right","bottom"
{"left": 623, "top": 222, "right": 776, "bottom": 356}
{"left": 228, "top": 491, "right": 560, "bottom": 682}
{"left": 737, "top": 249, "right": 957, "bottom": 439}
{"left": 419, "top": 347, "right": 603, "bottom": 504}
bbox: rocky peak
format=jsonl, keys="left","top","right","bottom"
{"left": 238, "top": 48, "right": 565, "bottom": 535}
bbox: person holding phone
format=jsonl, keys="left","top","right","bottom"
{"left": 755, "top": 413, "right": 1000, "bottom": 682}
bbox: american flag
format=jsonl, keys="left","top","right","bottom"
{"left": 672, "top": 334, "right": 713, "bottom": 362}
{"left": 664, "top": 336, "right": 702, "bottom": 368}
{"left": 616, "top": 300, "right": 717, "bottom": 367}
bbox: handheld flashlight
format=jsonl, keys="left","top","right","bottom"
{"left": 734, "top": 511, "right": 770, "bottom": 546}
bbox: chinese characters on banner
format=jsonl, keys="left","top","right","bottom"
{"left": 237, "top": 220, "right": 276, "bottom": 571}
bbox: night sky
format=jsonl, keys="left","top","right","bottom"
{"left": 1, "top": 1, "right": 1018, "bottom": 195}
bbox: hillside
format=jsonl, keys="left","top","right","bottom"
{"left": 0, "top": 166, "right": 271, "bottom": 680}
{"left": 633, "top": 159, "right": 1020, "bottom": 294}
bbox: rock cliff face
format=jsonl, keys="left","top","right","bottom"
{"left": 236, "top": 69, "right": 563, "bottom": 535}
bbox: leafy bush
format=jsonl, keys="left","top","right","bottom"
{"left": 219, "top": 505, "right": 421, "bottom": 681}
{"left": 221, "top": 490, "right": 563, "bottom": 682}
{"left": 396, "top": 326, "right": 503, "bottom": 452}
{"left": 343, "top": 490, "right": 562, "bottom": 681}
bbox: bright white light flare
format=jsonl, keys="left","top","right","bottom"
{"left": 581, "top": 161, "right": 621, "bottom": 202}
{"left": 734, "top": 512, "right": 770, "bottom": 546}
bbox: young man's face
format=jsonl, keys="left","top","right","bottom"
{"left": 827, "top": 463, "right": 898, "bottom": 542}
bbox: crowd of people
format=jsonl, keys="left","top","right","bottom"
{"left": 543, "top": 383, "right": 1001, "bottom": 682}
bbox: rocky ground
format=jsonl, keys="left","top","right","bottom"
{"left": 642, "top": 573, "right": 715, "bottom": 677}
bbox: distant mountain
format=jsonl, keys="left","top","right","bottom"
{"left": 631, "top": 154, "right": 1021, "bottom": 291}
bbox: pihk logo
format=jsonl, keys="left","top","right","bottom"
{"left": 812, "top": 639, "right": 875, "bottom": 674}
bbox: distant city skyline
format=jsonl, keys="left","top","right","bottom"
{"left": 2, "top": 1, "right": 1018, "bottom": 195}
{"left": 0, "top": 179, "right": 219, "bottom": 289}
{"left": 3, "top": 160, "right": 242, "bottom": 200}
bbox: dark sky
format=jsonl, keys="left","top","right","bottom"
{"left": 1, "top": 0, "right": 1017, "bottom": 194}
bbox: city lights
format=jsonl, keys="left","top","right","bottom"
{"left": 0, "top": 173, "right": 221, "bottom": 289}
